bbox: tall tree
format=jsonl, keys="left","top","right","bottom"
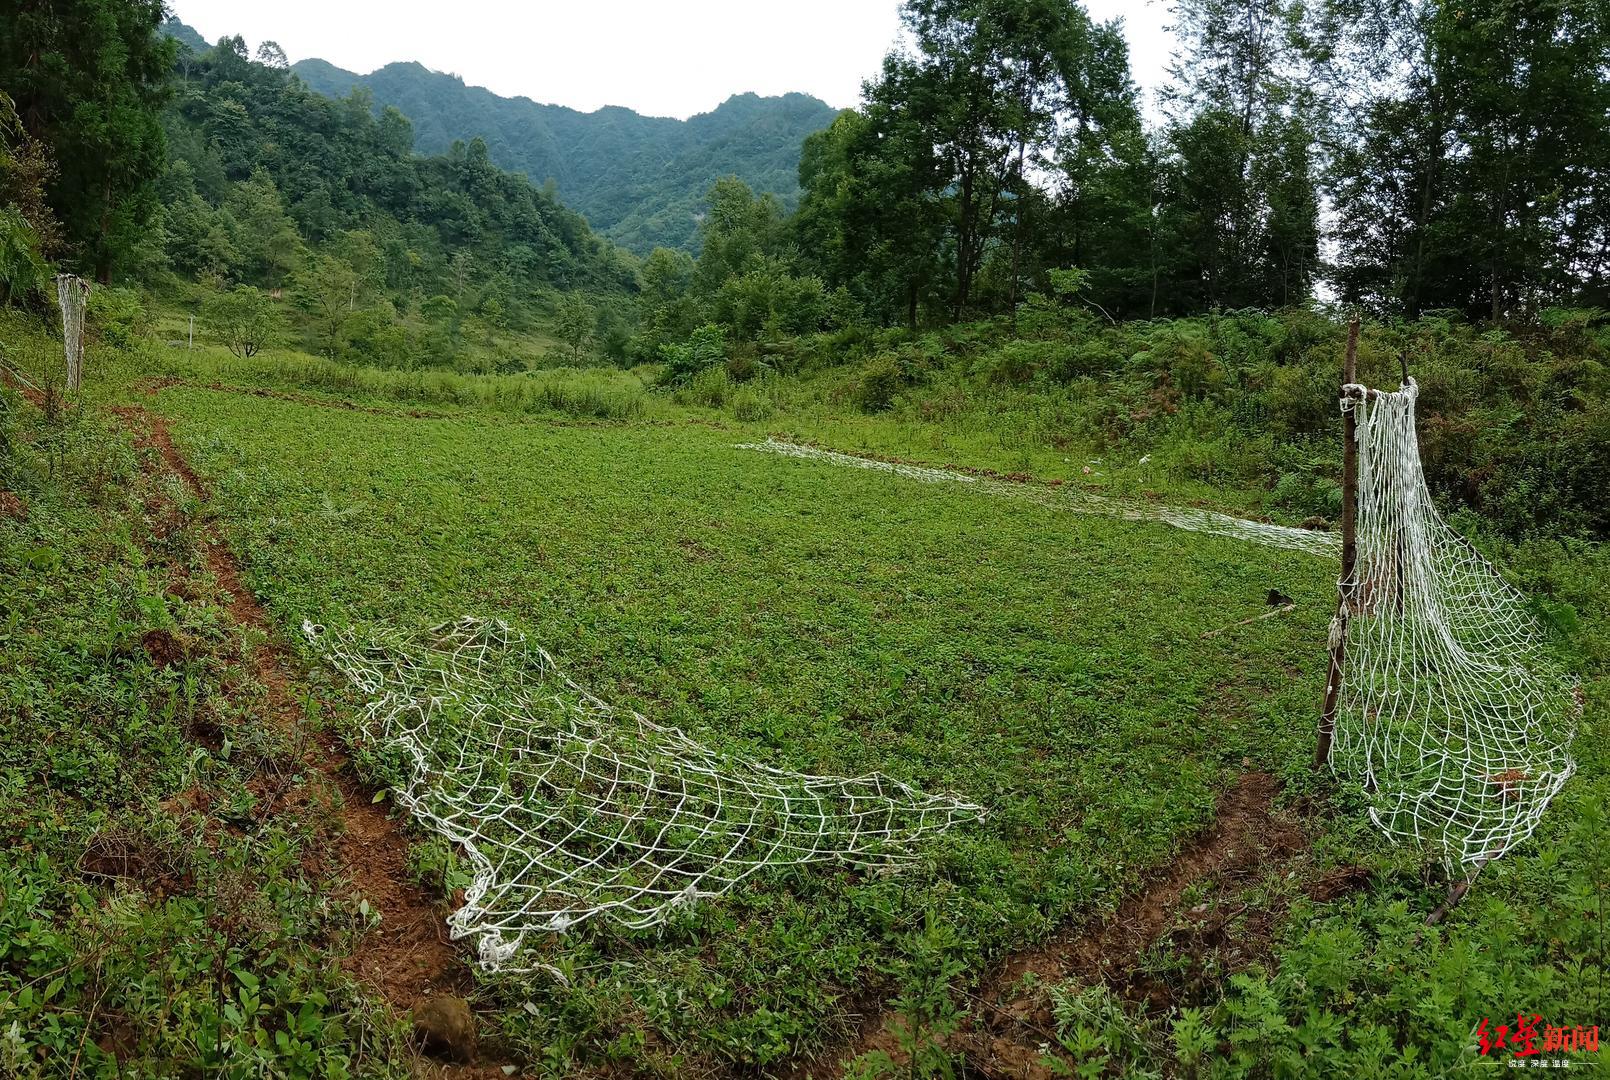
{"left": 0, "top": 0, "right": 174, "bottom": 281}
{"left": 795, "top": 107, "right": 944, "bottom": 327}
{"left": 1327, "top": 0, "right": 1610, "bottom": 316}
{"left": 553, "top": 292, "right": 595, "bottom": 362}
{"left": 0, "top": 91, "right": 51, "bottom": 302}
{"left": 1035, "top": 16, "right": 1154, "bottom": 317}
{"left": 1160, "top": 0, "right": 1321, "bottom": 309}
{"left": 635, "top": 245, "right": 699, "bottom": 349}
{"left": 224, "top": 168, "right": 305, "bottom": 289}
{"left": 694, "top": 177, "right": 788, "bottom": 295}
{"left": 882, "top": 0, "right": 1067, "bottom": 317}
{"left": 831, "top": 0, "right": 1142, "bottom": 322}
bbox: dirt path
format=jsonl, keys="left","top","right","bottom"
{"left": 1, "top": 362, "right": 48, "bottom": 408}
{"left": 110, "top": 404, "right": 467, "bottom": 1012}
{"left": 788, "top": 772, "right": 1319, "bottom": 1080}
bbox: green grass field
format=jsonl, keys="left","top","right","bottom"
{"left": 150, "top": 379, "right": 1327, "bottom": 1057}
{"left": 3, "top": 329, "right": 1607, "bottom": 1077}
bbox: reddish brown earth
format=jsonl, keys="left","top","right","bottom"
{"left": 788, "top": 773, "right": 1321, "bottom": 1080}
{"left": 111, "top": 404, "right": 468, "bottom": 1015}
{"left": 139, "top": 627, "right": 186, "bottom": 668}
{"left": 0, "top": 363, "right": 47, "bottom": 407}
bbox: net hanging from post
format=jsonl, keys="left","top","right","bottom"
{"left": 55, "top": 274, "right": 89, "bottom": 392}
{"left": 1328, "top": 379, "right": 1579, "bottom": 873}
{"left": 304, "top": 616, "right": 980, "bottom": 972}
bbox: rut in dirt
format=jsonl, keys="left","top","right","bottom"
{"left": 111, "top": 403, "right": 466, "bottom": 1011}
{"left": 788, "top": 771, "right": 1332, "bottom": 1080}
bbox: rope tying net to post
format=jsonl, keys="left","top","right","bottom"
{"left": 1330, "top": 378, "right": 1579, "bottom": 873}
{"left": 303, "top": 616, "right": 980, "bottom": 972}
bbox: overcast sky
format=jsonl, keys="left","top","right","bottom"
{"left": 168, "top": 0, "right": 1178, "bottom": 120}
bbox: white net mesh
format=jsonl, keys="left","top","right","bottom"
{"left": 303, "top": 616, "right": 981, "bottom": 971}
{"left": 55, "top": 274, "right": 89, "bottom": 392}
{"left": 1330, "top": 379, "right": 1579, "bottom": 873}
{"left": 737, "top": 439, "right": 1340, "bottom": 558}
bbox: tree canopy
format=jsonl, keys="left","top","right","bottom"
{"left": 0, "top": 0, "right": 174, "bottom": 281}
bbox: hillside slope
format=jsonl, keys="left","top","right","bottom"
{"left": 289, "top": 58, "right": 837, "bottom": 253}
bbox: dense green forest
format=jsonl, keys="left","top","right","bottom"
{"left": 12, "top": 0, "right": 1610, "bottom": 334}
{"left": 289, "top": 50, "right": 839, "bottom": 255}
{"left": 157, "top": 33, "right": 641, "bottom": 363}
{"left": 6, "top": 9, "right": 642, "bottom": 371}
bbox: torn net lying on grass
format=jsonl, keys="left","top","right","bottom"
{"left": 736, "top": 438, "right": 1341, "bottom": 558}
{"left": 1331, "top": 379, "right": 1579, "bottom": 874}
{"left": 302, "top": 616, "right": 980, "bottom": 971}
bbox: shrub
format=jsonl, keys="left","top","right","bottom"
{"left": 1146, "top": 322, "right": 1223, "bottom": 401}
{"left": 673, "top": 365, "right": 731, "bottom": 409}
{"left": 725, "top": 347, "right": 767, "bottom": 383}
{"left": 87, "top": 286, "right": 149, "bottom": 351}
{"left": 974, "top": 339, "right": 1059, "bottom": 385}
{"left": 0, "top": 206, "right": 47, "bottom": 306}
{"left": 853, "top": 356, "right": 903, "bottom": 413}
{"left": 1270, "top": 467, "right": 1343, "bottom": 519}
{"left": 660, "top": 324, "right": 727, "bottom": 384}
{"left": 731, "top": 386, "right": 775, "bottom": 422}
{"left": 203, "top": 286, "right": 281, "bottom": 359}
{"left": 342, "top": 304, "right": 415, "bottom": 368}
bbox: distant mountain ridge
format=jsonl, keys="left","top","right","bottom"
{"left": 286, "top": 57, "right": 839, "bottom": 254}
{"left": 161, "top": 16, "right": 207, "bottom": 53}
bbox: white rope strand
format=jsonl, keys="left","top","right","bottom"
{"left": 55, "top": 274, "right": 89, "bottom": 393}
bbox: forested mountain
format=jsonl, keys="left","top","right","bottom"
{"left": 287, "top": 55, "right": 838, "bottom": 254}
{"left": 128, "top": 28, "right": 635, "bottom": 368}
{"left": 159, "top": 37, "right": 635, "bottom": 291}
{"left": 160, "top": 14, "right": 207, "bottom": 53}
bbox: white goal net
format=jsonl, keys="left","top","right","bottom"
{"left": 55, "top": 274, "right": 89, "bottom": 392}
{"left": 304, "top": 616, "right": 980, "bottom": 972}
{"left": 1329, "top": 379, "right": 1579, "bottom": 873}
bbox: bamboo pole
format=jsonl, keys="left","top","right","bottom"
{"left": 1316, "top": 316, "right": 1362, "bottom": 770}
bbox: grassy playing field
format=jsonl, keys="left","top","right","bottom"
{"left": 146, "top": 376, "right": 1330, "bottom": 1062}
{"left": 3, "top": 327, "right": 1606, "bottom": 1077}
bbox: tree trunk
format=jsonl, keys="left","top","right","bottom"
{"left": 955, "top": 169, "right": 974, "bottom": 321}
{"left": 95, "top": 177, "right": 113, "bottom": 285}
{"left": 1317, "top": 317, "right": 1363, "bottom": 770}
{"left": 1007, "top": 110, "right": 1029, "bottom": 317}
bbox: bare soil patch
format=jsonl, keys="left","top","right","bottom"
{"left": 112, "top": 404, "right": 467, "bottom": 1011}
{"left": 788, "top": 772, "right": 1320, "bottom": 1080}
{"left": 0, "top": 364, "right": 47, "bottom": 408}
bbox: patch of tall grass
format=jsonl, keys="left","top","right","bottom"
{"left": 157, "top": 348, "right": 658, "bottom": 421}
